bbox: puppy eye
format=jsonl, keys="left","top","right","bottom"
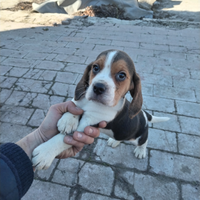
{"left": 116, "top": 72, "right": 126, "bottom": 81}
{"left": 93, "top": 64, "right": 100, "bottom": 74}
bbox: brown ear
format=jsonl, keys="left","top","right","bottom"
{"left": 74, "top": 63, "right": 92, "bottom": 101}
{"left": 129, "top": 73, "right": 143, "bottom": 118}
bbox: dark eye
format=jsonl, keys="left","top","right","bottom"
{"left": 116, "top": 72, "right": 126, "bottom": 81}
{"left": 93, "top": 64, "right": 100, "bottom": 74}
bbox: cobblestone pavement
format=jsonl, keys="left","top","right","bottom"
{"left": 0, "top": 16, "right": 200, "bottom": 200}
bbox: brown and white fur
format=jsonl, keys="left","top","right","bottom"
{"left": 32, "top": 50, "right": 169, "bottom": 170}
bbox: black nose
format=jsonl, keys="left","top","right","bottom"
{"left": 93, "top": 83, "right": 106, "bottom": 95}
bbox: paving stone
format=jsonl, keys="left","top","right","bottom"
{"left": 50, "top": 82, "right": 68, "bottom": 96}
{"left": 56, "top": 72, "right": 78, "bottom": 84}
{"left": 38, "top": 70, "right": 57, "bottom": 81}
{"left": 52, "top": 158, "right": 84, "bottom": 186}
{"left": 140, "top": 73, "right": 172, "bottom": 86}
{"left": 32, "top": 94, "right": 64, "bottom": 110}
{"left": 16, "top": 78, "right": 52, "bottom": 93}
{"left": 24, "top": 52, "right": 49, "bottom": 60}
{"left": 45, "top": 53, "right": 58, "bottom": 61}
{"left": 176, "top": 100, "right": 200, "bottom": 118}
{"left": 79, "top": 162, "right": 114, "bottom": 195}
{"left": 35, "top": 60, "right": 65, "bottom": 71}
{"left": 114, "top": 171, "right": 135, "bottom": 200}
{"left": 0, "top": 56, "right": 7, "bottom": 63}
{"left": 36, "top": 159, "right": 59, "bottom": 180}
{"left": 23, "top": 68, "right": 44, "bottom": 79}
{"left": 80, "top": 193, "right": 118, "bottom": 200}
{"left": 1, "top": 57, "right": 35, "bottom": 68}
{"left": 153, "top": 112, "right": 181, "bottom": 132}
{"left": 178, "top": 133, "right": 200, "bottom": 157}
{"left": 195, "top": 89, "right": 200, "bottom": 103}
{"left": 7, "top": 67, "right": 29, "bottom": 77}
{"left": 150, "top": 150, "right": 200, "bottom": 182}
{"left": 28, "top": 109, "right": 46, "bottom": 127}
{"left": 0, "top": 65, "right": 12, "bottom": 75}
{"left": 68, "top": 85, "right": 76, "bottom": 98}
{"left": 174, "top": 77, "right": 200, "bottom": 89}
{"left": 93, "top": 139, "right": 148, "bottom": 170}
{"left": 153, "top": 65, "right": 190, "bottom": 78}
{"left": 143, "top": 96, "right": 175, "bottom": 113}
{"left": 141, "top": 84, "right": 154, "bottom": 96}
{"left": 148, "top": 128, "right": 177, "bottom": 152}
{"left": 22, "top": 180, "right": 70, "bottom": 200}
{"left": 54, "top": 54, "right": 87, "bottom": 64}
{"left": 190, "top": 70, "right": 200, "bottom": 79}
{"left": 134, "top": 174, "right": 179, "bottom": 200}
{"left": 5, "top": 91, "right": 27, "bottom": 106}
{"left": 0, "top": 49, "right": 27, "bottom": 58}
{"left": 0, "top": 89, "right": 12, "bottom": 103}
{"left": 0, "top": 122, "right": 34, "bottom": 143}
{"left": 181, "top": 184, "right": 200, "bottom": 200}
{"left": 0, "top": 76, "right": 17, "bottom": 88}
{"left": 0, "top": 105, "right": 34, "bottom": 125}
{"left": 53, "top": 47, "right": 76, "bottom": 55}
{"left": 154, "top": 85, "right": 196, "bottom": 102}
{"left": 179, "top": 116, "right": 200, "bottom": 136}
{"left": 64, "top": 63, "right": 85, "bottom": 74}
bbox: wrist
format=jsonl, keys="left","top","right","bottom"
{"left": 16, "top": 128, "right": 44, "bottom": 159}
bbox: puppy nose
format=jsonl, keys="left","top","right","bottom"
{"left": 93, "top": 83, "right": 106, "bottom": 95}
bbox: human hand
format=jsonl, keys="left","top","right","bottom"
{"left": 37, "top": 101, "right": 107, "bottom": 158}
{"left": 17, "top": 101, "right": 106, "bottom": 159}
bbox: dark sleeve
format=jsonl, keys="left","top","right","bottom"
{"left": 0, "top": 143, "right": 34, "bottom": 200}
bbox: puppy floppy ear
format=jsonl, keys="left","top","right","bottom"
{"left": 74, "top": 63, "right": 92, "bottom": 101}
{"left": 129, "top": 72, "right": 143, "bottom": 119}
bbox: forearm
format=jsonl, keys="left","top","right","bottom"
{"left": 16, "top": 128, "right": 44, "bottom": 159}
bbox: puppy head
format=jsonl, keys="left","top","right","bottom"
{"left": 75, "top": 50, "right": 143, "bottom": 118}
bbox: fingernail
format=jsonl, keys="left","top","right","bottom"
{"left": 77, "top": 132, "right": 82, "bottom": 138}
{"left": 66, "top": 136, "right": 72, "bottom": 142}
{"left": 89, "top": 128, "right": 93, "bottom": 135}
{"left": 75, "top": 107, "right": 82, "bottom": 110}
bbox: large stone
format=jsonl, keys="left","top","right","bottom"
{"left": 93, "top": 139, "right": 148, "bottom": 170}
{"left": 178, "top": 133, "right": 200, "bottom": 157}
{"left": 150, "top": 150, "right": 200, "bottom": 182}
{"left": 52, "top": 158, "right": 84, "bottom": 186}
{"left": 22, "top": 180, "right": 70, "bottom": 200}
{"left": 181, "top": 184, "right": 200, "bottom": 200}
{"left": 78, "top": 162, "right": 114, "bottom": 195}
{"left": 134, "top": 174, "right": 179, "bottom": 200}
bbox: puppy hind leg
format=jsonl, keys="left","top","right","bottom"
{"left": 134, "top": 140, "right": 148, "bottom": 159}
{"left": 134, "top": 127, "right": 148, "bottom": 159}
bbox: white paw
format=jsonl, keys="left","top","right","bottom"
{"left": 134, "top": 146, "right": 146, "bottom": 159}
{"left": 107, "top": 138, "right": 121, "bottom": 148}
{"left": 32, "top": 143, "right": 55, "bottom": 170}
{"left": 57, "top": 112, "right": 79, "bottom": 134}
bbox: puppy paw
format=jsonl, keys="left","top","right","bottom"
{"left": 107, "top": 138, "right": 121, "bottom": 148}
{"left": 32, "top": 143, "right": 55, "bottom": 170}
{"left": 57, "top": 112, "right": 79, "bottom": 134}
{"left": 134, "top": 146, "right": 146, "bottom": 159}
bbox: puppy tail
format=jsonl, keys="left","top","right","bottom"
{"left": 144, "top": 111, "right": 170, "bottom": 123}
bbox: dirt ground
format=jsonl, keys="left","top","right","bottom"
{"left": 1, "top": 0, "right": 200, "bottom": 22}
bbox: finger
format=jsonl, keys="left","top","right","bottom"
{"left": 56, "top": 147, "right": 81, "bottom": 159}
{"left": 98, "top": 121, "right": 107, "bottom": 128}
{"left": 53, "top": 101, "right": 83, "bottom": 115}
{"left": 67, "top": 101, "right": 84, "bottom": 115}
{"left": 64, "top": 135, "right": 85, "bottom": 148}
{"left": 73, "top": 131, "right": 94, "bottom": 144}
{"left": 84, "top": 126, "right": 100, "bottom": 138}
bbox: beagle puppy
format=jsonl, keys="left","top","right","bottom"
{"left": 32, "top": 50, "right": 169, "bottom": 170}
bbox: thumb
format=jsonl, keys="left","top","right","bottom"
{"left": 63, "top": 101, "right": 83, "bottom": 115}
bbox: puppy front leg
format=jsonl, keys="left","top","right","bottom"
{"left": 32, "top": 133, "right": 72, "bottom": 170}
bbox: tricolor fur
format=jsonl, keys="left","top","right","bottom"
{"left": 32, "top": 50, "right": 170, "bottom": 170}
